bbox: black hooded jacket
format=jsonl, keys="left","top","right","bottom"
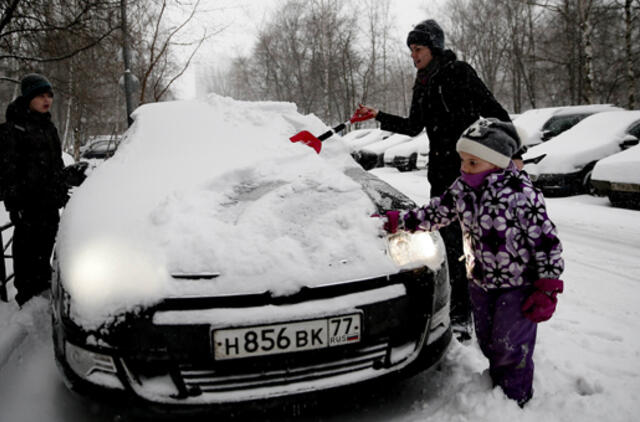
{"left": 376, "top": 50, "right": 511, "bottom": 196}
{"left": 0, "top": 97, "right": 66, "bottom": 211}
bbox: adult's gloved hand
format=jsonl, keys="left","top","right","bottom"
{"left": 522, "top": 278, "right": 564, "bottom": 323}
{"left": 350, "top": 104, "right": 377, "bottom": 123}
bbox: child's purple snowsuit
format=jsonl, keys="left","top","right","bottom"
{"left": 399, "top": 162, "right": 564, "bottom": 403}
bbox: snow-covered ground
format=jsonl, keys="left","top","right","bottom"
{"left": 1, "top": 167, "right": 639, "bottom": 421}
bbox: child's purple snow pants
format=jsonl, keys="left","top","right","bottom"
{"left": 469, "top": 282, "right": 537, "bottom": 404}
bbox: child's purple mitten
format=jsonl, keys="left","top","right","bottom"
{"left": 522, "top": 278, "right": 564, "bottom": 323}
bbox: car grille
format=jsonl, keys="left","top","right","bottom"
{"left": 178, "top": 342, "right": 389, "bottom": 393}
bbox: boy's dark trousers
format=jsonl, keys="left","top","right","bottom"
{"left": 11, "top": 207, "right": 59, "bottom": 305}
{"left": 469, "top": 282, "right": 537, "bottom": 405}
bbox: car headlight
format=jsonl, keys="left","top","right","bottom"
{"left": 387, "top": 230, "right": 444, "bottom": 270}
{"left": 60, "top": 238, "right": 170, "bottom": 322}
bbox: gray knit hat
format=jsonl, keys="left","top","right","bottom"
{"left": 406, "top": 19, "right": 445, "bottom": 52}
{"left": 20, "top": 73, "right": 53, "bottom": 101}
{"left": 456, "top": 117, "right": 522, "bottom": 168}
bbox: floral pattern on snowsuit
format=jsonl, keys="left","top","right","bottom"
{"left": 401, "top": 163, "right": 564, "bottom": 290}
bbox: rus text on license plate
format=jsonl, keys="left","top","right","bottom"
{"left": 213, "top": 313, "right": 362, "bottom": 360}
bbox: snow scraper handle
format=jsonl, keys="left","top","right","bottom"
{"left": 290, "top": 109, "right": 375, "bottom": 154}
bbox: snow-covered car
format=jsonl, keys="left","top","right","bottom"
{"left": 523, "top": 110, "right": 640, "bottom": 196}
{"left": 51, "top": 96, "right": 452, "bottom": 410}
{"left": 591, "top": 144, "right": 640, "bottom": 209}
{"left": 80, "top": 136, "right": 120, "bottom": 160}
{"left": 514, "top": 104, "right": 622, "bottom": 147}
{"left": 343, "top": 128, "right": 391, "bottom": 156}
{"left": 352, "top": 133, "right": 412, "bottom": 170}
{"left": 383, "top": 132, "right": 428, "bottom": 172}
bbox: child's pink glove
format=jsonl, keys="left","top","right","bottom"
{"left": 522, "top": 278, "right": 564, "bottom": 323}
{"left": 383, "top": 210, "right": 400, "bottom": 233}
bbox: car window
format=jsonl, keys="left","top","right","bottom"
{"left": 542, "top": 114, "right": 588, "bottom": 135}
{"left": 627, "top": 121, "right": 640, "bottom": 138}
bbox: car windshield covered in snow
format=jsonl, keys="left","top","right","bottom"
{"left": 52, "top": 95, "right": 452, "bottom": 409}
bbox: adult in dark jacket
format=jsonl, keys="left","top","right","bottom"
{"left": 0, "top": 73, "right": 68, "bottom": 306}
{"left": 356, "top": 19, "right": 515, "bottom": 340}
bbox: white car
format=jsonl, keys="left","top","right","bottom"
{"left": 341, "top": 128, "right": 390, "bottom": 153}
{"left": 591, "top": 144, "right": 640, "bottom": 209}
{"left": 352, "top": 133, "right": 412, "bottom": 170}
{"left": 51, "top": 96, "right": 452, "bottom": 410}
{"left": 514, "top": 104, "right": 622, "bottom": 147}
{"left": 383, "top": 132, "right": 428, "bottom": 172}
{"left": 524, "top": 110, "right": 640, "bottom": 196}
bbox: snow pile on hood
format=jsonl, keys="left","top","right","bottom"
{"left": 524, "top": 110, "right": 640, "bottom": 174}
{"left": 57, "top": 95, "right": 402, "bottom": 327}
{"left": 592, "top": 144, "right": 640, "bottom": 184}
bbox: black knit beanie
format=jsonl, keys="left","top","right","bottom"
{"left": 406, "top": 19, "right": 445, "bottom": 53}
{"left": 456, "top": 117, "right": 522, "bottom": 169}
{"left": 20, "top": 73, "right": 53, "bottom": 102}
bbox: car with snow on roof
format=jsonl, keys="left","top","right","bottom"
{"left": 591, "top": 144, "right": 640, "bottom": 210}
{"left": 383, "top": 131, "right": 428, "bottom": 172}
{"left": 513, "top": 104, "right": 622, "bottom": 147}
{"left": 352, "top": 133, "right": 413, "bottom": 170}
{"left": 51, "top": 96, "right": 452, "bottom": 411}
{"left": 523, "top": 110, "right": 640, "bottom": 196}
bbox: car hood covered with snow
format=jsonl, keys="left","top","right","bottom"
{"left": 57, "top": 96, "right": 412, "bottom": 327}
{"left": 524, "top": 110, "right": 640, "bottom": 175}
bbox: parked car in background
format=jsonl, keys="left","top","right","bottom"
{"left": 341, "top": 128, "right": 390, "bottom": 154}
{"left": 383, "top": 131, "right": 428, "bottom": 172}
{"left": 340, "top": 128, "right": 376, "bottom": 143}
{"left": 52, "top": 98, "right": 452, "bottom": 411}
{"left": 591, "top": 144, "right": 640, "bottom": 210}
{"left": 514, "top": 104, "right": 622, "bottom": 147}
{"left": 352, "top": 133, "right": 412, "bottom": 170}
{"left": 524, "top": 110, "right": 640, "bottom": 196}
{"left": 80, "top": 135, "right": 121, "bottom": 160}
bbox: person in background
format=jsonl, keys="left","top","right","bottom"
{"left": 0, "top": 73, "right": 68, "bottom": 306}
{"left": 380, "top": 117, "right": 564, "bottom": 406}
{"left": 355, "top": 19, "right": 520, "bottom": 340}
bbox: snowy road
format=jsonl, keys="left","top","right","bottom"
{"left": 1, "top": 169, "right": 639, "bottom": 422}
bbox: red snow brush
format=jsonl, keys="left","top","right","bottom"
{"left": 290, "top": 109, "right": 375, "bottom": 153}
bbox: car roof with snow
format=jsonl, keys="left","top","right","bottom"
{"left": 523, "top": 110, "right": 640, "bottom": 174}
{"left": 514, "top": 104, "right": 622, "bottom": 146}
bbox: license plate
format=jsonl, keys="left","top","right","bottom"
{"left": 213, "top": 313, "right": 362, "bottom": 360}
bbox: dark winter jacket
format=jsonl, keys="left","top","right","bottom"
{"left": 0, "top": 97, "right": 67, "bottom": 211}
{"left": 376, "top": 50, "right": 511, "bottom": 197}
{"left": 400, "top": 163, "right": 564, "bottom": 290}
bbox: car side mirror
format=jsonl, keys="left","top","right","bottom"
{"left": 619, "top": 134, "right": 639, "bottom": 150}
{"left": 522, "top": 154, "right": 547, "bottom": 165}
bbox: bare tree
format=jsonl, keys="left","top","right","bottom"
{"left": 0, "top": 0, "right": 120, "bottom": 65}
{"left": 127, "top": 0, "right": 212, "bottom": 103}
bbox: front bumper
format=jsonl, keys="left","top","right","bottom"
{"left": 529, "top": 171, "right": 583, "bottom": 196}
{"left": 53, "top": 267, "right": 451, "bottom": 408}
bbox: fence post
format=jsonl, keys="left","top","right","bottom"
{"left": 0, "top": 227, "right": 7, "bottom": 302}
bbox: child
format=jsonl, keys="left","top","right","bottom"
{"left": 381, "top": 117, "right": 564, "bottom": 406}
{"left": 0, "top": 73, "right": 68, "bottom": 306}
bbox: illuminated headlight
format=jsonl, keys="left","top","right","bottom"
{"left": 60, "top": 239, "right": 169, "bottom": 318}
{"left": 387, "top": 230, "right": 443, "bottom": 269}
